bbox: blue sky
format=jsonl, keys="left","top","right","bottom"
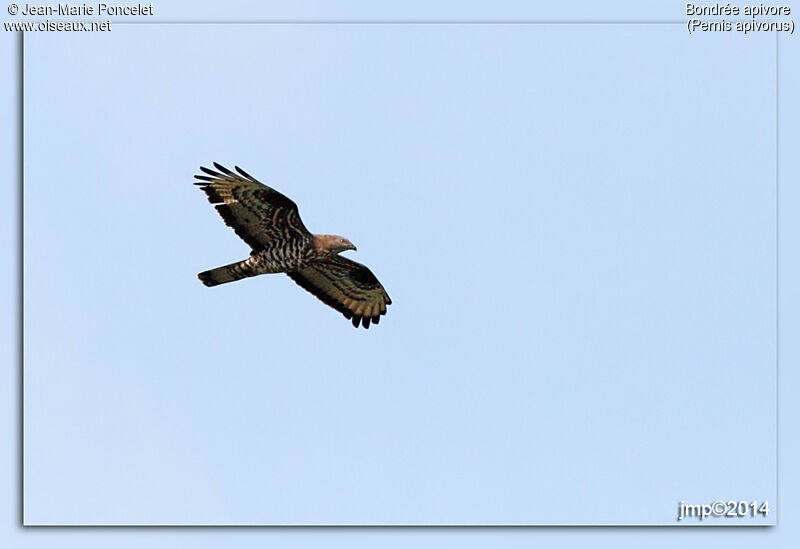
{"left": 3, "top": 0, "right": 800, "bottom": 546}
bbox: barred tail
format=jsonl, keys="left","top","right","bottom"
{"left": 198, "top": 257, "right": 258, "bottom": 287}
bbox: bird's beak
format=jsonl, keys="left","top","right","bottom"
{"left": 350, "top": 244, "right": 357, "bottom": 252}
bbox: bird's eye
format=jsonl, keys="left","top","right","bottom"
{"left": 340, "top": 239, "right": 346, "bottom": 244}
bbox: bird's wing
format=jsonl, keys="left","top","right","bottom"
{"left": 194, "top": 163, "right": 309, "bottom": 250}
{"left": 287, "top": 255, "right": 392, "bottom": 329}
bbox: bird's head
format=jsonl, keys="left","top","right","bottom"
{"left": 315, "top": 234, "right": 357, "bottom": 255}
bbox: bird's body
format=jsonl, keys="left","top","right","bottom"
{"left": 199, "top": 236, "right": 316, "bottom": 283}
{"left": 194, "top": 163, "right": 391, "bottom": 328}
{"left": 255, "top": 236, "right": 318, "bottom": 273}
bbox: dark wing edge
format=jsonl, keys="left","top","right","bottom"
{"left": 287, "top": 256, "right": 391, "bottom": 329}
{"left": 193, "top": 163, "right": 309, "bottom": 249}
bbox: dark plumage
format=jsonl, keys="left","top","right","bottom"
{"left": 194, "top": 163, "right": 391, "bottom": 329}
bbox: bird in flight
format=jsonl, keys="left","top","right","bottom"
{"left": 194, "top": 163, "right": 391, "bottom": 328}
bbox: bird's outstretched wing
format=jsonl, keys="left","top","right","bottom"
{"left": 194, "top": 163, "right": 310, "bottom": 250}
{"left": 288, "top": 255, "right": 392, "bottom": 329}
